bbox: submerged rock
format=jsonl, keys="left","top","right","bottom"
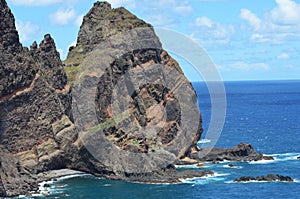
{"left": 234, "top": 174, "right": 294, "bottom": 182}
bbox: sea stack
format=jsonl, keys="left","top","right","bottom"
{"left": 0, "top": 1, "right": 203, "bottom": 196}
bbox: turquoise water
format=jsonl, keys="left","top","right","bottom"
{"left": 31, "top": 80, "right": 300, "bottom": 198}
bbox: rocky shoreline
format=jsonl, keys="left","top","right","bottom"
{"left": 0, "top": 0, "right": 292, "bottom": 197}
{"left": 0, "top": 0, "right": 211, "bottom": 196}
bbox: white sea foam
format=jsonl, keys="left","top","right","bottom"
{"left": 222, "top": 165, "right": 243, "bottom": 169}
{"left": 180, "top": 172, "right": 229, "bottom": 185}
{"left": 34, "top": 172, "right": 91, "bottom": 197}
{"left": 248, "top": 159, "right": 276, "bottom": 164}
{"left": 266, "top": 152, "right": 300, "bottom": 160}
{"left": 104, "top": 184, "right": 112, "bottom": 187}
{"left": 213, "top": 172, "right": 230, "bottom": 177}
{"left": 37, "top": 179, "right": 59, "bottom": 197}
{"left": 249, "top": 152, "right": 300, "bottom": 164}
{"left": 227, "top": 179, "right": 296, "bottom": 184}
{"left": 198, "top": 139, "right": 212, "bottom": 144}
{"left": 267, "top": 152, "right": 300, "bottom": 156}
{"left": 175, "top": 164, "right": 197, "bottom": 169}
{"left": 55, "top": 173, "right": 91, "bottom": 181}
{"left": 225, "top": 180, "right": 268, "bottom": 184}
{"left": 175, "top": 164, "right": 208, "bottom": 169}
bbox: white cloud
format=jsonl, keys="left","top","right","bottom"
{"left": 58, "top": 40, "right": 77, "bottom": 60}
{"left": 106, "top": 0, "right": 136, "bottom": 9}
{"left": 8, "top": 0, "right": 80, "bottom": 6}
{"left": 195, "top": 17, "right": 213, "bottom": 28}
{"left": 231, "top": 62, "right": 270, "bottom": 71}
{"left": 240, "top": 0, "right": 300, "bottom": 43}
{"left": 173, "top": 5, "right": 193, "bottom": 16}
{"left": 8, "top": 0, "right": 62, "bottom": 6}
{"left": 269, "top": 0, "right": 300, "bottom": 25}
{"left": 16, "top": 20, "right": 41, "bottom": 43}
{"left": 50, "top": 8, "right": 76, "bottom": 26}
{"left": 277, "top": 53, "right": 290, "bottom": 59}
{"left": 156, "top": 0, "right": 177, "bottom": 7}
{"left": 57, "top": 48, "right": 64, "bottom": 58}
{"left": 250, "top": 34, "right": 270, "bottom": 43}
{"left": 147, "top": 14, "right": 178, "bottom": 28}
{"left": 68, "top": 40, "right": 77, "bottom": 49}
{"left": 240, "top": 9, "right": 261, "bottom": 31}
{"left": 75, "top": 14, "right": 84, "bottom": 26}
{"left": 193, "top": 17, "right": 235, "bottom": 45}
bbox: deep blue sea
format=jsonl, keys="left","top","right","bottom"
{"left": 28, "top": 80, "right": 300, "bottom": 199}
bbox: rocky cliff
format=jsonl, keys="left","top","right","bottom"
{"left": 0, "top": 1, "right": 204, "bottom": 196}
{"left": 66, "top": 1, "right": 202, "bottom": 175}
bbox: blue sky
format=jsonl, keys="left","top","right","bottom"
{"left": 6, "top": 0, "right": 300, "bottom": 81}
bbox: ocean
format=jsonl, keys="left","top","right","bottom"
{"left": 26, "top": 80, "right": 300, "bottom": 199}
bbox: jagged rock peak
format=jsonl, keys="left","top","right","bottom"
{"left": 76, "top": 1, "right": 152, "bottom": 47}
{"left": 30, "top": 41, "right": 38, "bottom": 51}
{"left": 90, "top": 1, "right": 112, "bottom": 14}
{"left": 30, "top": 34, "right": 68, "bottom": 90}
{"left": 30, "top": 34, "right": 57, "bottom": 53}
{"left": 0, "top": 0, "right": 20, "bottom": 49}
{"left": 39, "top": 34, "right": 57, "bottom": 53}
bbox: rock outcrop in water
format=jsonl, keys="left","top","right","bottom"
{"left": 0, "top": 1, "right": 204, "bottom": 196}
{"left": 234, "top": 174, "right": 293, "bottom": 182}
{"left": 190, "top": 143, "right": 274, "bottom": 162}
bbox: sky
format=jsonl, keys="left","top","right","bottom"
{"left": 5, "top": 0, "right": 300, "bottom": 81}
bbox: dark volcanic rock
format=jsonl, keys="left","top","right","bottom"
{"left": 190, "top": 143, "right": 272, "bottom": 162}
{"left": 1, "top": 1, "right": 80, "bottom": 196}
{"left": 0, "top": 0, "right": 37, "bottom": 98}
{"left": 0, "top": 0, "right": 204, "bottom": 196}
{"left": 30, "top": 34, "right": 72, "bottom": 119}
{"left": 0, "top": 0, "right": 21, "bottom": 50}
{"left": 122, "top": 164, "right": 213, "bottom": 184}
{"left": 67, "top": 0, "right": 202, "bottom": 175}
{"left": 234, "top": 174, "right": 294, "bottom": 182}
{"left": 262, "top": 156, "right": 274, "bottom": 160}
{"left": 31, "top": 34, "right": 68, "bottom": 90}
{"left": 68, "top": 1, "right": 152, "bottom": 59}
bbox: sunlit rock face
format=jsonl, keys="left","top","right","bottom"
{"left": 0, "top": 1, "right": 202, "bottom": 196}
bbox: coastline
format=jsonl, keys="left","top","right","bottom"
{"left": 37, "top": 169, "right": 88, "bottom": 180}
{"left": 27, "top": 169, "right": 91, "bottom": 197}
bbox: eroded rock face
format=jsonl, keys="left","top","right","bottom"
{"left": 0, "top": 1, "right": 204, "bottom": 197}
{"left": 0, "top": 0, "right": 36, "bottom": 98}
{"left": 0, "top": 1, "right": 82, "bottom": 196}
{"left": 67, "top": 1, "right": 202, "bottom": 175}
{"left": 0, "top": 38, "right": 76, "bottom": 198}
